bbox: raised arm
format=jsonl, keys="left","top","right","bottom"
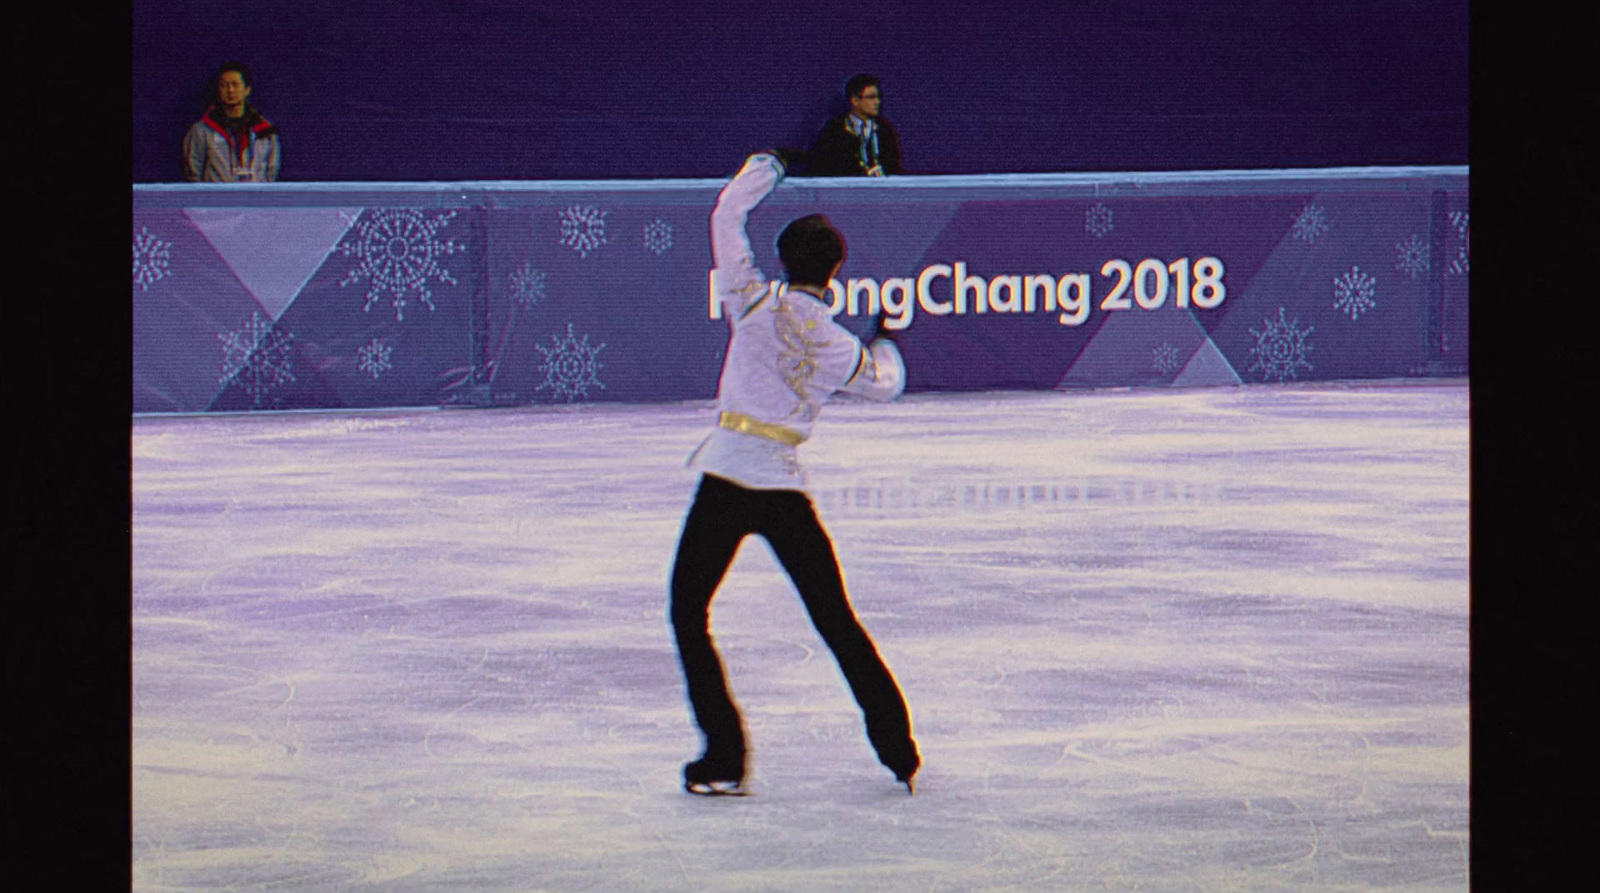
{"left": 710, "top": 153, "right": 784, "bottom": 317}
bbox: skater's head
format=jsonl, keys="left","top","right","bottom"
{"left": 845, "top": 74, "right": 882, "bottom": 120}
{"left": 777, "top": 214, "right": 846, "bottom": 290}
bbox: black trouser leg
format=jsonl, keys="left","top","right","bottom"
{"left": 759, "top": 490, "right": 919, "bottom": 777}
{"left": 668, "top": 475, "right": 751, "bottom": 767}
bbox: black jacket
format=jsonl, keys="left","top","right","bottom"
{"left": 809, "top": 115, "right": 902, "bottom": 176}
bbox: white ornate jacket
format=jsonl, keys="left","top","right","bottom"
{"left": 689, "top": 152, "right": 905, "bottom": 491}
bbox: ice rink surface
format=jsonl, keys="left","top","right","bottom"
{"left": 132, "top": 382, "right": 1469, "bottom": 891}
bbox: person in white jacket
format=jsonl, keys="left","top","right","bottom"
{"left": 670, "top": 151, "right": 919, "bottom": 796}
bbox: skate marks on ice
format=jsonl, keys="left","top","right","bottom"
{"left": 132, "top": 383, "right": 1468, "bottom": 891}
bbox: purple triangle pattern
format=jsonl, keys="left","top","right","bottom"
{"left": 184, "top": 208, "right": 362, "bottom": 321}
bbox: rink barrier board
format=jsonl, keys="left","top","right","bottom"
{"left": 132, "top": 168, "right": 1468, "bottom": 414}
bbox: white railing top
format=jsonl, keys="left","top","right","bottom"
{"left": 135, "top": 165, "right": 1467, "bottom": 193}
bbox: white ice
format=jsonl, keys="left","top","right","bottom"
{"left": 132, "top": 382, "right": 1470, "bottom": 891}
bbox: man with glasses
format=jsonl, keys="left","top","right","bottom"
{"left": 811, "top": 74, "right": 903, "bottom": 177}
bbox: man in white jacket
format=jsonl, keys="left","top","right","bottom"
{"left": 670, "top": 151, "right": 919, "bottom": 796}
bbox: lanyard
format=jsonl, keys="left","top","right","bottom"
{"left": 848, "top": 115, "right": 878, "bottom": 170}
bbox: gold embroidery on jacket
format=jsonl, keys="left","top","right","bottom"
{"left": 773, "top": 296, "right": 830, "bottom": 423}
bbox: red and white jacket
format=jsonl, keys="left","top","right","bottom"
{"left": 181, "top": 106, "right": 280, "bottom": 182}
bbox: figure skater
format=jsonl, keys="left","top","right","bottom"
{"left": 669, "top": 150, "right": 919, "bottom": 796}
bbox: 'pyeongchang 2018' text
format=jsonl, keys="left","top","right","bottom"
{"left": 711, "top": 257, "right": 1226, "bottom": 329}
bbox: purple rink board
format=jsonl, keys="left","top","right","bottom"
{"left": 132, "top": 168, "right": 1468, "bottom": 414}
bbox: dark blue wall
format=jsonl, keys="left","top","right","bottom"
{"left": 132, "top": 0, "right": 1467, "bottom": 183}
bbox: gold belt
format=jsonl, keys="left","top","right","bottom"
{"left": 719, "top": 411, "right": 805, "bottom": 446}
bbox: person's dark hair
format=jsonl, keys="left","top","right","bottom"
{"left": 777, "top": 215, "right": 846, "bottom": 288}
{"left": 844, "top": 73, "right": 880, "bottom": 100}
{"left": 216, "top": 61, "right": 254, "bottom": 90}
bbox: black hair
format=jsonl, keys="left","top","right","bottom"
{"left": 844, "top": 73, "right": 880, "bottom": 100}
{"left": 215, "top": 61, "right": 254, "bottom": 90}
{"left": 777, "top": 214, "right": 846, "bottom": 288}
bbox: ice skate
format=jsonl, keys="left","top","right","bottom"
{"left": 894, "top": 766, "right": 917, "bottom": 795}
{"left": 883, "top": 745, "right": 920, "bottom": 795}
{"left": 684, "top": 778, "right": 749, "bottom": 797}
{"left": 683, "top": 752, "right": 747, "bottom": 797}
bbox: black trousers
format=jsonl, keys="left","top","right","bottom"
{"left": 669, "top": 473, "right": 916, "bottom": 772}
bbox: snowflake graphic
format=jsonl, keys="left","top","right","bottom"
{"left": 559, "top": 205, "right": 608, "bottom": 258}
{"left": 643, "top": 218, "right": 674, "bottom": 255}
{"left": 535, "top": 323, "right": 606, "bottom": 402}
{"left": 1395, "top": 234, "right": 1429, "bottom": 279}
{"left": 1449, "top": 211, "right": 1469, "bottom": 275}
{"left": 357, "top": 337, "right": 393, "bottom": 379}
{"left": 1085, "top": 203, "right": 1114, "bottom": 238}
{"left": 1291, "top": 203, "right": 1329, "bottom": 244}
{"left": 1332, "top": 266, "right": 1378, "bottom": 320}
{"left": 1247, "top": 307, "right": 1315, "bottom": 382}
{"left": 218, "top": 311, "right": 296, "bottom": 407}
{"left": 510, "top": 263, "right": 547, "bottom": 308}
{"left": 1152, "top": 341, "right": 1183, "bottom": 377}
{"left": 132, "top": 226, "right": 172, "bottom": 291}
{"left": 337, "top": 208, "right": 464, "bottom": 321}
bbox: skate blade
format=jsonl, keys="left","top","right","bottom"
{"left": 685, "top": 780, "right": 749, "bottom": 797}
